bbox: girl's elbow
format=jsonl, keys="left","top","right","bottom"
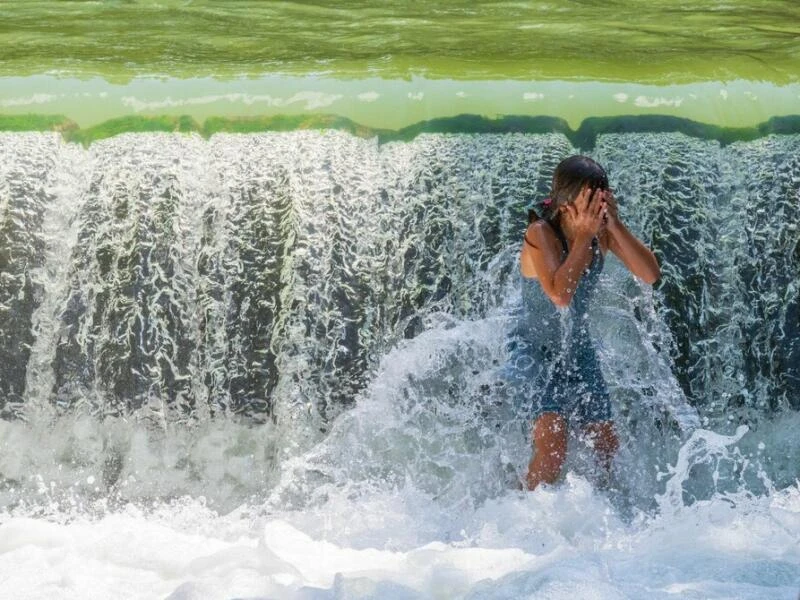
{"left": 551, "top": 293, "right": 571, "bottom": 308}
{"left": 643, "top": 266, "right": 661, "bottom": 285}
{"left": 638, "top": 254, "right": 661, "bottom": 285}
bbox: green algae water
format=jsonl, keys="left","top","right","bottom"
{"left": 2, "top": 0, "right": 800, "bottom": 82}
{"left": 1, "top": 1, "right": 799, "bottom": 137}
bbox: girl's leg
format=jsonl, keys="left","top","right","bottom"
{"left": 582, "top": 420, "right": 618, "bottom": 476}
{"left": 526, "top": 412, "right": 568, "bottom": 490}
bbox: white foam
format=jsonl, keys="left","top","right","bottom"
{"left": 1, "top": 479, "right": 798, "bottom": 599}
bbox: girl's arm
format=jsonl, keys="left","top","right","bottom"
{"left": 522, "top": 187, "right": 606, "bottom": 307}
{"left": 603, "top": 192, "right": 661, "bottom": 284}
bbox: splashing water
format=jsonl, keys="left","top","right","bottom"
{"left": 1, "top": 130, "right": 799, "bottom": 598}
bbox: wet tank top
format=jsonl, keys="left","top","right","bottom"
{"left": 512, "top": 221, "right": 604, "bottom": 361}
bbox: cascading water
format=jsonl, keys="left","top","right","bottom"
{"left": 1, "top": 130, "right": 799, "bottom": 599}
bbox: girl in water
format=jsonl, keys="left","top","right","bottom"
{"left": 513, "top": 155, "right": 660, "bottom": 490}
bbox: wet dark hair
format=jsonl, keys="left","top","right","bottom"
{"left": 529, "top": 155, "right": 609, "bottom": 224}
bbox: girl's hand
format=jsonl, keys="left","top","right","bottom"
{"left": 564, "top": 186, "right": 607, "bottom": 237}
{"left": 602, "top": 190, "right": 621, "bottom": 232}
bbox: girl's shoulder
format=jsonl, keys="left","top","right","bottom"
{"left": 528, "top": 219, "right": 566, "bottom": 255}
{"left": 528, "top": 219, "right": 558, "bottom": 243}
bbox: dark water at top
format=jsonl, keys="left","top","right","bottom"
{"left": 1, "top": 1, "right": 799, "bottom": 83}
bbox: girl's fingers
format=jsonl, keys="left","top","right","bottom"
{"left": 592, "top": 195, "right": 605, "bottom": 217}
{"left": 594, "top": 199, "right": 607, "bottom": 224}
{"left": 577, "top": 186, "right": 592, "bottom": 210}
{"left": 573, "top": 189, "right": 585, "bottom": 212}
{"left": 586, "top": 187, "right": 597, "bottom": 208}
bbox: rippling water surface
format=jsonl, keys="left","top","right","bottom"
{"left": 2, "top": 0, "right": 799, "bottom": 82}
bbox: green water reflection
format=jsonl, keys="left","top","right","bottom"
{"left": 1, "top": 1, "right": 799, "bottom": 83}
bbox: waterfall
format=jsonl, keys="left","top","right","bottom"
{"left": 1, "top": 130, "right": 799, "bottom": 510}
{"left": 595, "top": 134, "right": 800, "bottom": 418}
{"left": 0, "top": 131, "right": 564, "bottom": 422}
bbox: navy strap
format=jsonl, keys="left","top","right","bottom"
{"left": 551, "top": 220, "right": 599, "bottom": 259}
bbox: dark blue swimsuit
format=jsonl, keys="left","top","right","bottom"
{"left": 505, "top": 224, "right": 611, "bottom": 424}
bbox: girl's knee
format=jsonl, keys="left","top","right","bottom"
{"left": 583, "top": 421, "right": 618, "bottom": 456}
{"left": 527, "top": 413, "right": 568, "bottom": 489}
{"left": 533, "top": 413, "right": 568, "bottom": 459}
